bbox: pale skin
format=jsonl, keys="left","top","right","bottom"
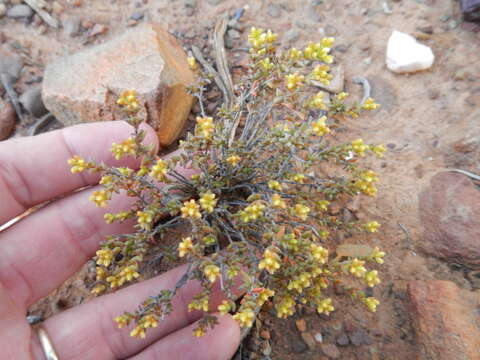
{"left": 0, "top": 121, "right": 240, "bottom": 360}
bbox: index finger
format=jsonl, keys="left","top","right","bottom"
{"left": 0, "top": 121, "right": 158, "bottom": 224}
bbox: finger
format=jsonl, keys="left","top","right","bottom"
{"left": 130, "top": 314, "right": 240, "bottom": 360}
{"left": 0, "top": 121, "right": 158, "bottom": 224}
{"left": 33, "top": 264, "right": 243, "bottom": 360}
{"left": 0, "top": 150, "right": 197, "bottom": 308}
{"left": 0, "top": 185, "right": 137, "bottom": 307}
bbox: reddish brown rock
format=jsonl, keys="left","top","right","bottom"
{"left": 0, "top": 100, "right": 16, "bottom": 141}
{"left": 419, "top": 171, "right": 480, "bottom": 268}
{"left": 407, "top": 280, "right": 480, "bottom": 360}
{"left": 43, "top": 23, "right": 195, "bottom": 147}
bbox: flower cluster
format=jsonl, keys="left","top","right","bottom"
{"left": 71, "top": 28, "right": 387, "bottom": 340}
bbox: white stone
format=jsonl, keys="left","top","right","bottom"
{"left": 386, "top": 30, "right": 434, "bottom": 73}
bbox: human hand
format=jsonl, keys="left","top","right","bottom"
{"left": 0, "top": 121, "right": 240, "bottom": 360}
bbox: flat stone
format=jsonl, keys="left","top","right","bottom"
{"left": 300, "top": 332, "right": 316, "bottom": 351}
{"left": 62, "top": 16, "right": 81, "bottom": 37}
{"left": 349, "top": 328, "right": 373, "bottom": 346}
{"left": 336, "top": 333, "right": 350, "bottom": 346}
{"left": 0, "top": 51, "right": 24, "bottom": 82}
{"left": 419, "top": 172, "right": 480, "bottom": 268}
{"left": 267, "top": 3, "right": 282, "bottom": 18}
{"left": 321, "top": 343, "right": 341, "bottom": 359}
{"left": 43, "top": 23, "right": 195, "bottom": 147}
{"left": 408, "top": 280, "right": 480, "bottom": 360}
{"left": 386, "top": 30, "right": 434, "bottom": 73}
{"left": 6, "top": 4, "right": 33, "bottom": 18}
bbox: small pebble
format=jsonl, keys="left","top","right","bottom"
{"left": 19, "top": 86, "right": 48, "bottom": 117}
{"left": 324, "top": 24, "right": 338, "bottom": 36}
{"left": 301, "top": 332, "right": 316, "bottom": 351}
{"left": 62, "top": 16, "right": 81, "bottom": 37}
{"left": 321, "top": 343, "right": 341, "bottom": 359}
{"left": 0, "top": 3, "right": 6, "bottom": 17}
{"left": 314, "top": 332, "right": 323, "bottom": 343}
{"left": 336, "top": 333, "right": 350, "bottom": 346}
{"left": 267, "top": 3, "right": 282, "bottom": 18}
{"left": 130, "top": 11, "right": 144, "bottom": 21}
{"left": 184, "top": 0, "right": 196, "bottom": 7}
{"left": 284, "top": 28, "right": 300, "bottom": 44}
{"left": 296, "top": 318, "right": 307, "bottom": 332}
{"left": 6, "top": 4, "right": 33, "bottom": 18}
{"left": 89, "top": 23, "right": 108, "bottom": 37}
{"left": 184, "top": 29, "right": 196, "bottom": 39}
{"left": 227, "top": 28, "right": 240, "bottom": 40}
{"left": 260, "top": 330, "right": 271, "bottom": 340}
{"left": 349, "top": 328, "right": 373, "bottom": 346}
{"left": 0, "top": 100, "right": 16, "bottom": 141}
{"left": 207, "top": 0, "right": 224, "bottom": 5}
{"left": 0, "top": 51, "right": 24, "bottom": 82}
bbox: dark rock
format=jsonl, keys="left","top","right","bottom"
{"left": 184, "top": 0, "right": 196, "bottom": 7}
{"left": 349, "top": 328, "right": 373, "bottom": 346}
{"left": 460, "top": 0, "right": 480, "bottom": 23}
{"left": 267, "top": 3, "right": 282, "bottom": 18}
{"left": 19, "top": 86, "right": 48, "bottom": 117}
{"left": 291, "top": 334, "right": 309, "bottom": 353}
{"left": 336, "top": 333, "right": 350, "bottom": 346}
{"left": 6, "top": 4, "right": 33, "bottom": 18}
{"left": 0, "top": 100, "right": 16, "bottom": 141}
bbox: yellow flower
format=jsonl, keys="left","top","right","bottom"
{"left": 218, "top": 300, "right": 232, "bottom": 315}
{"left": 317, "top": 298, "right": 334, "bottom": 315}
{"left": 257, "top": 288, "right": 275, "bottom": 305}
{"left": 130, "top": 325, "right": 146, "bottom": 338}
{"left": 188, "top": 297, "right": 209, "bottom": 312}
{"left": 351, "top": 139, "right": 369, "bottom": 157}
{"left": 349, "top": 258, "right": 366, "bottom": 278}
{"left": 289, "top": 48, "right": 302, "bottom": 60}
{"left": 91, "top": 284, "right": 106, "bottom": 295}
{"left": 271, "top": 193, "right": 287, "bottom": 209}
{"left": 362, "top": 97, "right": 380, "bottom": 111}
{"left": 181, "top": 199, "right": 201, "bottom": 219}
{"left": 89, "top": 190, "right": 111, "bottom": 207}
{"left": 248, "top": 26, "right": 265, "bottom": 48}
{"left": 239, "top": 202, "right": 266, "bottom": 222}
{"left": 336, "top": 91, "right": 349, "bottom": 101}
{"left": 258, "top": 247, "right": 281, "bottom": 274}
{"left": 204, "top": 264, "right": 220, "bottom": 283}
{"left": 226, "top": 155, "right": 241, "bottom": 166}
{"left": 193, "top": 327, "right": 205, "bottom": 337}
{"left": 96, "top": 266, "right": 107, "bottom": 281}
{"left": 187, "top": 56, "right": 197, "bottom": 71}
{"left": 311, "top": 64, "right": 332, "bottom": 85}
{"left": 311, "top": 116, "right": 330, "bottom": 136}
{"left": 371, "top": 247, "right": 386, "bottom": 264}
{"left": 285, "top": 72, "right": 305, "bottom": 90}
{"left": 276, "top": 295, "right": 295, "bottom": 318}
{"left": 114, "top": 315, "right": 129, "bottom": 329}
{"left": 150, "top": 159, "right": 168, "bottom": 181}
{"left": 178, "top": 237, "right": 194, "bottom": 258}
{"left": 195, "top": 116, "right": 214, "bottom": 140}
{"left": 199, "top": 191, "right": 217, "bottom": 213}
{"left": 319, "top": 230, "right": 330, "bottom": 240}
{"left": 365, "top": 270, "right": 381, "bottom": 287}
{"left": 143, "top": 315, "right": 158, "bottom": 329}
{"left": 268, "top": 180, "right": 282, "bottom": 191}
{"left": 372, "top": 144, "right": 386, "bottom": 158}
{"left": 202, "top": 235, "right": 216, "bottom": 246}
{"left": 259, "top": 58, "right": 274, "bottom": 71}
{"left": 294, "top": 204, "right": 310, "bottom": 221}
{"left": 68, "top": 155, "right": 88, "bottom": 173}
{"left": 364, "top": 297, "right": 380, "bottom": 312}
{"left": 104, "top": 213, "right": 115, "bottom": 224}
{"left": 293, "top": 173, "right": 306, "bottom": 183}
{"left": 308, "top": 92, "right": 328, "bottom": 110}
{"left": 110, "top": 137, "right": 137, "bottom": 160}
{"left": 233, "top": 308, "right": 255, "bottom": 328}
{"left": 96, "top": 248, "right": 113, "bottom": 267}
{"left": 137, "top": 210, "right": 154, "bottom": 229}
{"left": 321, "top": 37, "right": 335, "bottom": 48}
{"left": 287, "top": 272, "right": 312, "bottom": 293}
{"left": 364, "top": 221, "right": 380, "bottom": 233}
{"left": 118, "top": 264, "right": 140, "bottom": 284}
{"left": 317, "top": 200, "right": 330, "bottom": 212}
{"left": 117, "top": 90, "right": 140, "bottom": 113}
{"left": 311, "top": 244, "right": 328, "bottom": 264}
